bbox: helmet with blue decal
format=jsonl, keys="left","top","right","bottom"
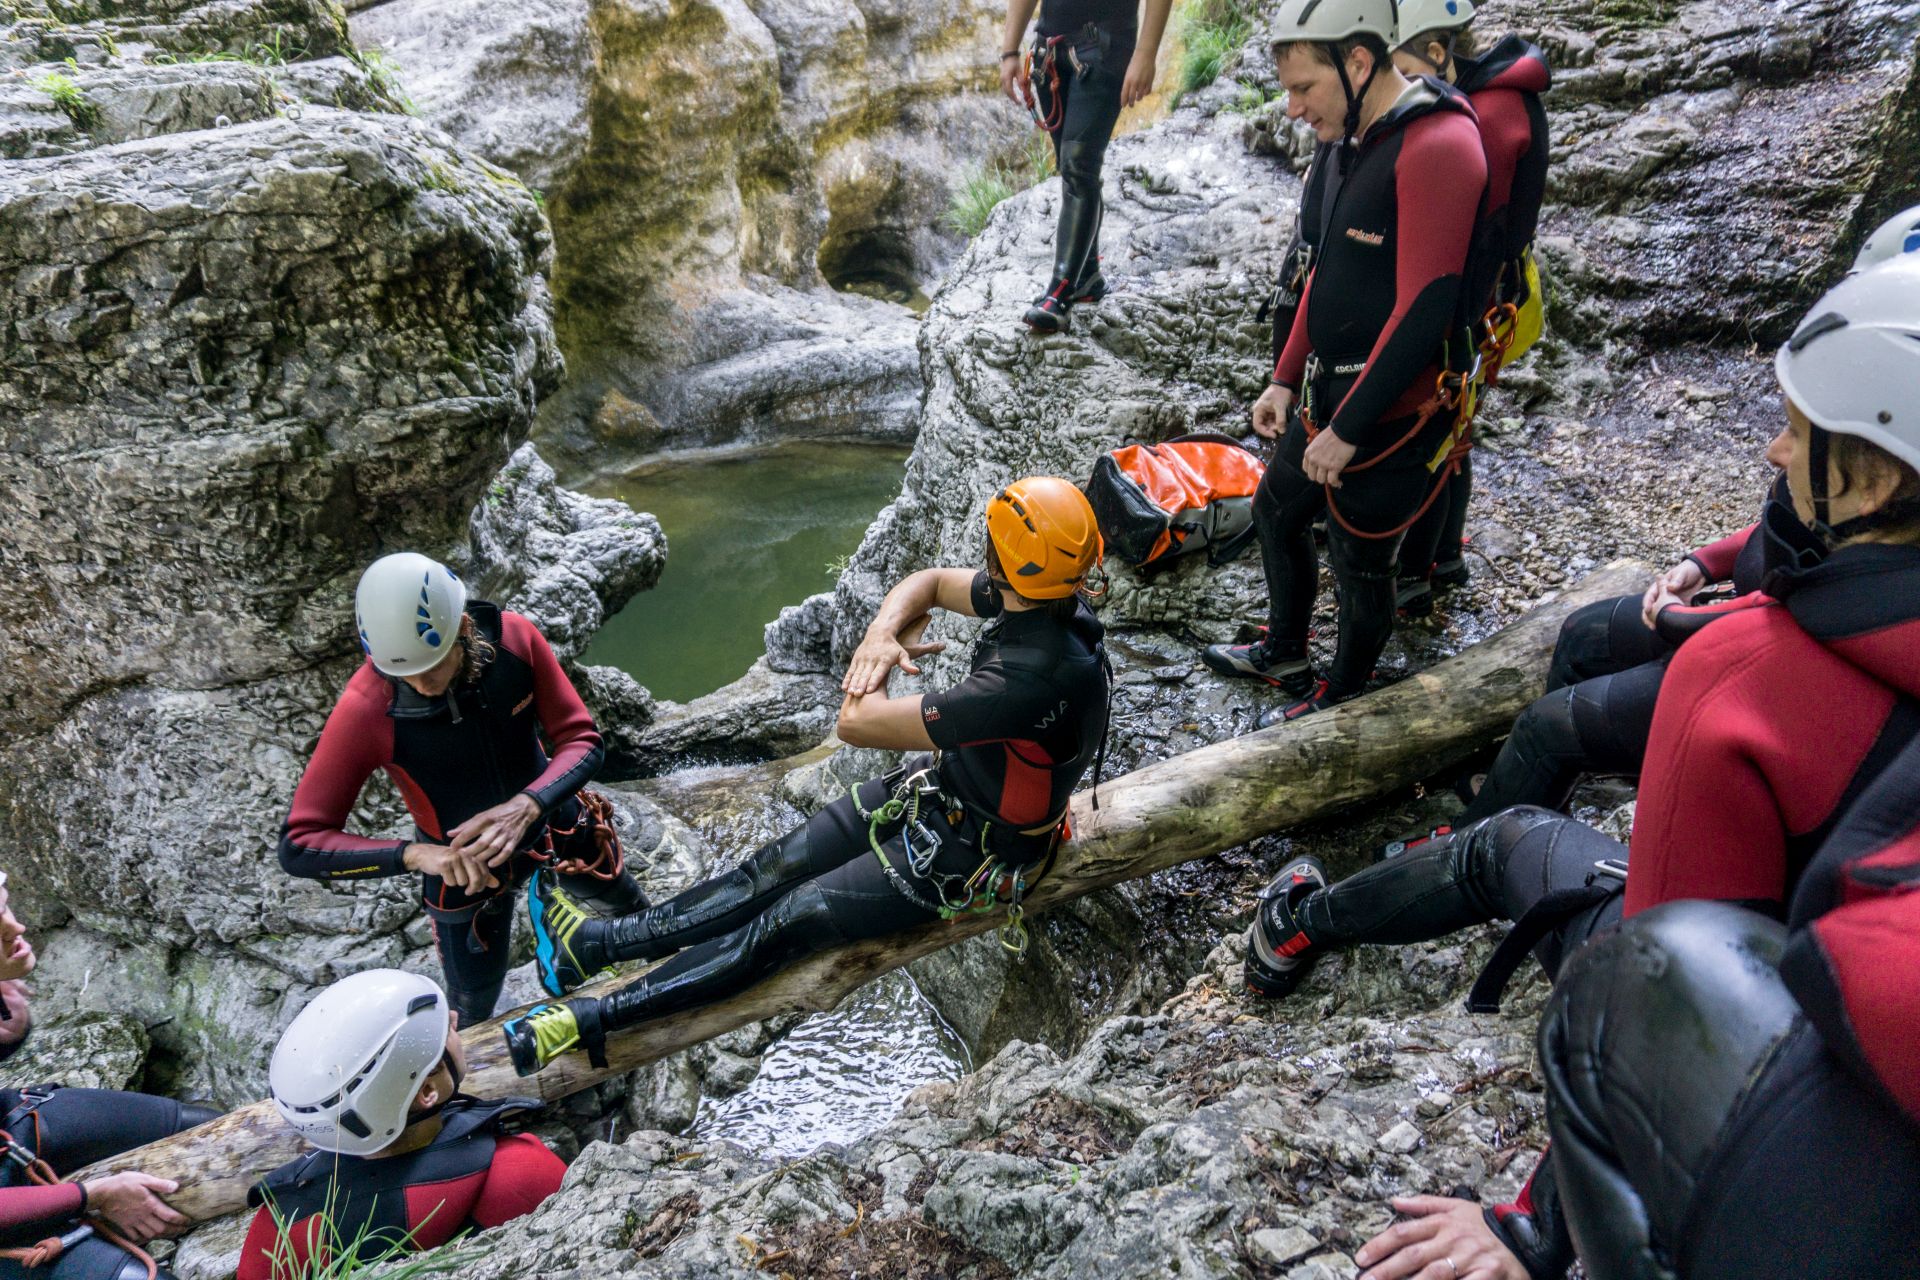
{"left": 1851, "top": 203, "right": 1920, "bottom": 275}
{"left": 354, "top": 552, "right": 468, "bottom": 677}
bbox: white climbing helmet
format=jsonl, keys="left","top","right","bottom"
{"left": 1775, "top": 255, "right": 1920, "bottom": 476}
{"left": 1395, "top": 0, "right": 1474, "bottom": 40}
{"left": 354, "top": 552, "right": 467, "bottom": 678}
{"left": 1851, "top": 203, "right": 1920, "bottom": 274}
{"left": 270, "top": 969, "right": 451, "bottom": 1157}
{"left": 1268, "top": 0, "right": 1401, "bottom": 49}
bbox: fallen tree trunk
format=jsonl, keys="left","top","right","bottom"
{"left": 81, "top": 562, "right": 1646, "bottom": 1220}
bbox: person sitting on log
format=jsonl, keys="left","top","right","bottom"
{"left": 0, "top": 873, "right": 207, "bottom": 1280}
{"left": 1203, "top": 0, "right": 1488, "bottom": 724}
{"left": 1378, "top": 201, "right": 1920, "bottom": 860}
{"left": 1001, "top": 0, "right": 1172, "bottom": 334}
{"left": 238, "top": 970, "right": 564, "bottom": 1280}
{"left": 501, "top": 477, "right": 1111, "bottom": 1076}
{"left": 279, "top": 552, "right": 649, "bottom": 1029}
{"left": 1252, "top": 256, "right": 1920, "bottom": 1280}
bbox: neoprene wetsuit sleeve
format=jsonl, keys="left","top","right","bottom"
{"left": 1685, "top": 523, "right": 1758, "bottom": 583}
{"left": 1326, "top": 113, "right": 1486, "bottom": 450}
{"left": 1622, "top": 616, "right": 1801, "bottom": 917}
{"left": 278, "top": 675, "right": 410, "bottom": 880}
{"left": 920, "top": 660, "right": 1058, "bottom": 752}
{"left": 502, "top": 613, "right": 605, "bottom": 817}
{"left": 0, "top": 1182, "right": 84, "bottom": 1235}
{"left": 238, "top": 1206, "right": 325, "bottom": 1280}
{"left": 470, "top": 1134, "right": 567, "bottom": 1228}
{"left": 1272, "top": 269, "right": 1313, "bottom": 390}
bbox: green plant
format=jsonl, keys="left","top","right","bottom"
{"left": 942, "top": 135, "right": 1056, "bottom": 239}
{"left": 823, "top": 552, "right": 854, "bottom": 580}
{"left": 256, "top": 1193, "right": 491, "bottom": 1280}
{"left": 1221, "top": 78, "right": 1281, "bottom": 115}
{"left": 32, "top": 66, "right": 98, "bottom": 128}
{"left": 354, "top": 46, "right": 417, "bottom": 114}
{"left": 419, "top": 161, "right": 467, "bottom": 195}
{"left": 1174, "top": 0, "right": 1255, "bottom": 96}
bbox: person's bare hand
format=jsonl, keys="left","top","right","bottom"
{"left": 842, "top": 615, "right": 946, "bottom": 696}
{"left": 0, "top": 980, "right": 30, "bottom": 1048}
{"left": 1302, "top": 427, "right": 1358, "bottom": 487}
{"left": 1641, "top": 558, "right": 1707, "bottom": 628}
{"left": 405, "top": 843, "right": 498, "bottom": 894}
{"left": 1354, "top": 1196, "right": 1529, "bottom": 1280}
{"left": 446, "top": 794, "right": 540, "bottom": 868}
{"left": 82, "top": 1172, "right": 189, "bottom": 1244}
{"left": 1252, "top": 383, "right": 1294, "bottom": 439}
{"left": 1000, "top": 54, "right": 1029, "bottom": 107}
{"left": 1121, "top": 50, "right": 1155, "bottom": 107}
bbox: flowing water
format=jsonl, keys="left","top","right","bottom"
{"left": 580, "top": 442, "right": 910, "bottom": 703}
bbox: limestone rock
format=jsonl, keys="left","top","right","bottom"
{"left": 0, "top": 1010, "right": 149, "bottom": 1091}
{"left": 467, "top": 443, "right": 667, "bottom": 664}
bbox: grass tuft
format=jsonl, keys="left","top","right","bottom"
{"left": 32, "top": 62, "right": 98, "bottom": 129}
{"left": 1174, "top": 0, "right": 1255, "bottom": 96}
{"left": 942, "top": 132, "right": 1057, "bottom": 239}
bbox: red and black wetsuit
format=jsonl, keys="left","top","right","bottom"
{"left": 575, "top": 575, "right": 1111, "bottom": 1045}
{"left": 0, "top": 1087, "right": 216, "bottom": 1280}
{"left": 237, "top": 1099, "right": 563, "bottom": 1280}
{"left": 1401, "top": 37, "right": 1551, "bottom": 582}
{"left": 280, "top": 601, "right": 632, "bottom": 1024}
{"left": 1254, "top": 79, "right": 1487, "bottom": 698}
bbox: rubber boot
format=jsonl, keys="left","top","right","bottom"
{"left": 1070, "top": 200, "right": 1107, "bottom": 302}
{"left": 563, "top": 867, "right": 650, "bottom": 916}
{"left": 1026, "top": 188, "right": 1103, "bottom": 333}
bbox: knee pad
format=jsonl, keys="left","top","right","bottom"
{"left": 762, "top": 882, "right": 851, "bottom": 954}
{"left": 175, "top": 1102, "right": 223, "bottom": 1130}
{"left": 1326, "top": 530, "right": 1397, "bottom": 587}
{"left": 1056, "top": 142, "right": 1103, "bottom": 195}
{"left": 1455, "top": 806, "right": 1580, "bottom": 915}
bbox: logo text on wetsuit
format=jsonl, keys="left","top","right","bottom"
{"left": 1345, "top": 228, "right": 1385, "bottom": 246}
{"left": 923, "top": 706, "right": 941, "bottom": 722}
{"left": 1034, "top": 700, "right": 1069, "bottom": 730}
{"left": 511, "top": 694, "right": 534, "bottom": 716}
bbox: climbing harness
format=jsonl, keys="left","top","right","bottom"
{"left": 1300, "top": 348, "right": 1483, "bottom": 542}
{"left": 1023, "top": 35, "right": 1066, "bottom": 133}
{"left": 853, "top": 767, "right": 1062, "bottom": 962}
{"left": 0, "top": 1094, "right": 158, "bottom": 1280}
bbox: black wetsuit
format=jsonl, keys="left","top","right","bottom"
{"left": 1460, "top": 477, "right": 1797, "bottom": 823}
{"left": 0, "top": 1088, "right": 218, "bottom": 1280}
{"left": 1260, "top": 80, "right": 1487, "bottom": 698}
{"left": 1539, "top": 733, "right": 1920, "bottom": 1279}
{"left": 579, "top": 574, "right": 1109, "bottom": 1037}
{"left": 1029, "top": 0, "right": 1136, "bottom": 292}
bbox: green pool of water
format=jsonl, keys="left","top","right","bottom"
{"left": 580, "top": 442, "right": 909, "bottom": 703}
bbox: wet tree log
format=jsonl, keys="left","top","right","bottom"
{"left": 79, "top": 561, "right": 1647, "bottom": 1220}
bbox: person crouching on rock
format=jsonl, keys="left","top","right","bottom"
{"left": 1251, "top": 258, "right": 1920, "bottom": 1280}
{"left": 1001, "top": 0, "right": 1171, "bottom": 333}
{"left": 502, "top": 477, "right": 1111, "bottom": 1076}
{"left": 278, "top": 553, "right": 648, "bottom": 1028}
{"left": 0, "top": 872, "right": 211, "bottom": 1280}
{"left": 1204, "top": 0, "right": 1486, "bottom": 724}
{"left": 239, "top": 970, "right": 564, "bottom": 1280}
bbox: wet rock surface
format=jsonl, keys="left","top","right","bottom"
{"left": 351, "top": 0, "right": 1025, "bottom": 471}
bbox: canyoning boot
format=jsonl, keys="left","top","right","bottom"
{"left": 1070, "top": 266, "right": 1107, "bottom": 304}
{"left": 1255, "top": 678, "right": 1351, "bottom": 729}
{"left": 1202, "top": 636, "right": 1314, "bottom": 691}
{"left": 1432, "top": 555, "right": 1471, "bottom": 592}
{"left": 1026, "top": 188, "right": 1102, "bottom": 335}
{"left": 1245, "top": 855, "right": 1328, "bottom": 998}
{"left": 503, "top": 999, "right": 601, "bottom": 1076}
{"left": 1377, "top": 825, "right": 1453, "bottom": 865}
{"left": 1025, "top": 279, "right": 1076, "bottom": 333}
{"left": 1396, "top": 573, "right": 1435, "bottom": 620}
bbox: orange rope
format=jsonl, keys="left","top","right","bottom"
{"left": 1303, "top": 369, "right": 1474, "bottom": 542}
{"left": 0, "top": 1130, "right": 158, "bottom": 1280}
{"left": 530, "top": 789, "right": 626, "bottom": 881}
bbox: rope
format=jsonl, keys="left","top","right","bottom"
{"left": 530, "top": 789, "right": 625, "bottom": 881}
{"left": 1022, "top": 36, "right": 1066, "bottom": 133}
{"left": 1304, "top": 366, "right": 1475, "bottom": 542}
{"left": 0, "top": 1127, "right": 159, "bottom": 1280}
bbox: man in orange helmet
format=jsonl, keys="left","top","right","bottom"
{"left": 503, "top": 478, "right": 1111, "bottom": 1073}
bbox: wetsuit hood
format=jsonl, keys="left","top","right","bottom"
{"left": 1769, "top": 542, "right": 1920, "bottom": 699}
{"left": 1453, "top": 34, "right": 1549, "bottom": 97}
{"left": 1360, "top": 75, "right": 1475, "bottom": 146}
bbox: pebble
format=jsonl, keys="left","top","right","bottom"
{"left": 1249, "top": 1226, "right": 1322, "bottom": 1267}
{"left": 1378, "top": 1120, "right": 1424, "bottom": 1154}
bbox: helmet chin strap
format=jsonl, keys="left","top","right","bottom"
{"left": 408, "top": 1048, "right": 464, "bottom": 1123}
{"left": 1332, "top": 44, "right": 1381, "bottom": 150}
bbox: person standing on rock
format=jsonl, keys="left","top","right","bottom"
{"left": 239, "top": 970, "right": 565, "bottom": 1280}
{"left": 1000, "top": 0, "right": 1172, "bottom": 333}
{"left": 1387, "top": 0, "right": 1551, "bottom": 619}
{"left": 1249, "top": 258, "right": 1920, "bottom": 1280}
{"left": 279, "top": 553, "right": 648, "bottom": 1028}
{"left": 500, "top": 477, "right": 1110, "bottom": 1076}
{"left": 0, "top": 873, "right": 211, "bottom": 1280}
{"left": 1203, "top": 0, "right": 1487, "bottom": 724}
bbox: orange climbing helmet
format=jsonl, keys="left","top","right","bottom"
{"left": 986, "top": 476, "right": 1104, "bottom": 600}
